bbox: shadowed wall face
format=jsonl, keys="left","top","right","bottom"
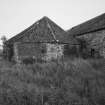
{"left": 77, "top": 29, "right": 105, "bottom": 58}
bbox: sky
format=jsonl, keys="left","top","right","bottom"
{"left": 0, "top": 0, "right": 105, "bottom": 40}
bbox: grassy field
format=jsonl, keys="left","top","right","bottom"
{"left": 0, "top": 58, "right": 105, "bottom": 105}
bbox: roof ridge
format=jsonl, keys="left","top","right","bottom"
{"left": 46, "top": 18, "right": 58, "bottom": 42}
{"left": 71, "top": 13, "right": 105, "bottom": 29}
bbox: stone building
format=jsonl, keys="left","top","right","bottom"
{"left": 68, "top": 13, "right": 105, "bottom": 58}
{"left": 4, "top": 16, "right": 78, "bottom": 63}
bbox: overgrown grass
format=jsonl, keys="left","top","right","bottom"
{"left": 0, "top": 58, "right": 105, "bottom": 105}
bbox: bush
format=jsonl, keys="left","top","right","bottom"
{"left": 0, "top": 58, "right": 105, "bottom": 105}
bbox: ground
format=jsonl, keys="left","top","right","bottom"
{"left": 0, "top": 58, "right": 105, "bottom": 105}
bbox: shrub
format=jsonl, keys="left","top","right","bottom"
{"left": 0, "top": 58, "right": 105, "bottom": 105}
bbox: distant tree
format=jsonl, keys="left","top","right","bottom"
{"left": 1, "top": 35, "right": 7, "bottom": 45}
{"left": 0, "top": 35, "right": 7, "bottom": 58}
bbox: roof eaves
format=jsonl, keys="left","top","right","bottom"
{"left": 6, "top": 23, "right": 35, "bottom": 44}
{"left": 75, "top": 27, "right": 105, "bottom": 36}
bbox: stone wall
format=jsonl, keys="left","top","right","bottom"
{"left": 13, "top": 42, "right": 65, "bottom": 63}
{"left": 77, "top": 29, "right": 105, "bottom": 57}
{"left": 45, "top": 43, "right": 64, "bottom": 61}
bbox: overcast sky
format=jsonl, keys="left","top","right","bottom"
{"left": 0, "top": 0, "right": 105, "bottom": 39}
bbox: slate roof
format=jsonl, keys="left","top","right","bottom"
{"left": 68, "top": 13, "right": 105, "bottom": 36}
{"left": 6, "top": 16, "right": 72, "bottom": 45}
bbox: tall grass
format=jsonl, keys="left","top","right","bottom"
{"left": 0, "top": 58, "right": 105, "bottom": 105}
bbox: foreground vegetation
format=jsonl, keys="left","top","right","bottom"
{"left": 0, "top": 58, "right": 105, "bottom": 105}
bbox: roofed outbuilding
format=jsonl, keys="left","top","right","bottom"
{"left": 68, "top": 13, "right": 105, "bottom": 58}
{"left": 4, "top": 16, "right": 78, "bottom": 63}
